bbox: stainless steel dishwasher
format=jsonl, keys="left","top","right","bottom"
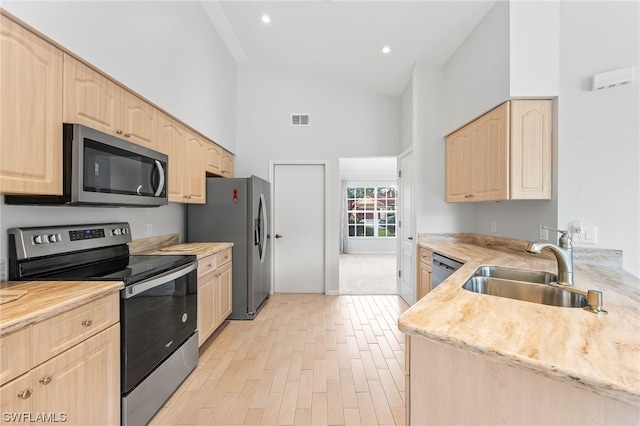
{"left": 432, "top": 253, "right": 464, "bottom": 288}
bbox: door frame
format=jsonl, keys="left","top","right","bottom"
{"left": 269, "top": 160, "right": 330, "bottom": 295}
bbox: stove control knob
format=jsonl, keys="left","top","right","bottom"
{"left": 113, "top": 229, "right": 121, "bottom": 236}
{"left": 34, "top": 235, "right": 43, "bottom": 244}
{"left": 48, "top": 234, "right": 57, "bottom": 243}
{"left": 122, "top": 228, "right": 129, "bottom": 235}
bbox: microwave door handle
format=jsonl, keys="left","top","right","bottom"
{"left": 154, "top": 160, "right": 165, "bottom": 197}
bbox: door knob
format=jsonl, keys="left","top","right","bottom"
{"left": 275, "top": 234, "right": 282, "bottom": 239}
{"left": 408, "top": 236, "right": 413, "bottom": 240}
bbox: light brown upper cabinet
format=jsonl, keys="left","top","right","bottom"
{"left": 205, "top": 142, "right": 223, "bottom": 175}
{"left": 0, "top": 14, "right": 63, "bottom": 195}
{"left": 184, "top": 130, "right": 206, "bottom": 204}
{"left": 221, "top": 150, "right": 234, "bottom": 178}
{"left": 63, "top": 54, "right": 158, "bottom": 151}
{"left": 445, "top": 100, "right": 552, "bottom": 202}
{"left": 157, "top": 112, "right": 186, "bottom": 202}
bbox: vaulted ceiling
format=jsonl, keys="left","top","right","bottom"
{"left": 205, "top": 1, "right": 497, "bottom": 96}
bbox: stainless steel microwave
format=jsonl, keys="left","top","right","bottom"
{"left": 5, "top": 124, "right": 168, "bottom": 207}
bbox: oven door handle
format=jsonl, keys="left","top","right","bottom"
{"left": 123, "top": 261, "right": 198, "bottom": 299}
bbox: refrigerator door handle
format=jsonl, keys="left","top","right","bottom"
{"left": 259, "top": 193, "right": 267, "bottom": 264}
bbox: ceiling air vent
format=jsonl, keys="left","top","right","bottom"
{"left": 291, "top": 114, "right": 310, "bottom": 126}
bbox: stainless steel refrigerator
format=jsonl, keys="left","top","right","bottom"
{"left": 188, "top": 176, "right": 271, "bottom": 320}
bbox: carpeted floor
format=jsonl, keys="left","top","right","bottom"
{"left": 339, "top": 254, "right": 397, "bottom": 295}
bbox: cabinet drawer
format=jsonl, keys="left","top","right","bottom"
{"left": 197, "top": 254, "right": 218, "bottom": 278}
{"left": 419, "top": 247, "right": 432, "bottom": 265}
{"left": 31, "top": 293, "right": 119, "bottom": 367}
{"left": 213, "top": 248, "right": 232, "bottom": 268}
{"left": 0, "top": 327, "right": 31, "bottom": 386}
{"left": 197, "top": 249, "right": 232, "bottom": 278}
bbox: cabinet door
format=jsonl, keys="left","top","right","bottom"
{"left": 63, "top": 54, "right": 121, "bottom": 135}
{"left": 185, "top": 131, "right": 206, "bottom": 204}
{"left": 205, "top": 142, "right": 222, "bottom": 175}
{"left": 0, "top": 15, "right": 63, "bottom": 195}
{"left": 510, "top": 100, "right": 552, "bottom": 200}
{"left": 445, "top": 126, "right": 471, "bottom": 202}
{"left": 121, "top": 90, "right": 157, "bottom": 150}
{"left": 30, "top": 324, "right": 119, "bottom": 426}
{"left": 0, "top": 327, "right": 30, "bottom": 386}
{"left": 0, "top": 373, "right": 32, "bottom": 419}
{"left": 418, "top": 263, "right": 432, "bottom": 300}
{"left": 215, "top": 262, "right": 233, "bottom": 327}
{"left": 221, "top": 150, "right": 234, "bottom": 178}
{"left": 197, "top": 269, "right": 216, "bottom": 347}
{"left": 157, "top": 112, "right": 186, "bottom": 202}
{"left": 469, "top": 102, "right": 509, "bottom": 201}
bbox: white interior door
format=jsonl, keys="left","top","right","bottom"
{"left": 273, "top": 163, "right": 325, "bottom": 293}
{"left": 398, "top": 151, "right": 415, "bottom": 305}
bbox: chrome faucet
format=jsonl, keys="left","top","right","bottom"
{"left": 526, "top": 226, "right": 574, "bottom": 286}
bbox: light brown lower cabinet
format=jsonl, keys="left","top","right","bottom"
{"left": 408, "top": 336, "right": 638, "bottom": 425}
{"left": 417, "top": 247, "right": 433, "bottom": 300}
{"left": 197, "top": 249, "right": 233, "bottom": 347}
{"left": 0, "top": 294, "right": 120, "bottom": 425}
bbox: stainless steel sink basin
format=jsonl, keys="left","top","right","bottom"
{"left": 473, "top": 266, "right": 556, "bottom": 284}
{"left": 463, "top": 276, "right": 588, "bottom": 308}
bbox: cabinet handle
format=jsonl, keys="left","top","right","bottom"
{"left": 81, "top": 319, "right": 93, "bottom": 327}
{"left": 18, "top": 388, "right": 33, "bottom": 399}
{"left": 116, "top": 130, "right": 123, "bottom": 135}
{"left": 124, "top": 133, "right": 131, "bottom": 138}
{"left": 39, "top": 375, "right": 53, "bottom": 385}
{"left": 207, "top": 264, "right": 213, "bottom": 267}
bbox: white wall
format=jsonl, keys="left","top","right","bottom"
{"left": 412, "top": 62, "right": 474, "bottom": 234}
{"left": 509, "top": 1, "right": 559, "bottom": 97}
{"left": 0, "top": 1, "right": 237, "bottom": 279}
{"left": 2, "top": 1, "right": 236, "bottom": 150}
{"left": 236, "top": 60, "right": 400, "bottom": 294}
{"left": 557, "top": 1, "right": 640, "bottom": 276}
{"left": 400, "top": 81, "right": 413, "bottom": 153}
{"left": 443, "top": 0, "right": 510, "bottom": 133}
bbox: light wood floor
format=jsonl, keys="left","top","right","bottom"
{"left": 149, "top": 294, "right": 410, "bottom": 426}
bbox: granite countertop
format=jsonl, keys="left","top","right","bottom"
{"left": 144, "top": 242, "right": 233, "bottom": 259}
{"left": 399, "top": 234, "right": 640, "bottom": 407}
{"left": 0, "top": 280, "right": 123, "bottom": 337}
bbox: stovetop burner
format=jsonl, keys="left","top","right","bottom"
{"left": 40, "top": 254, "right": 196, "bottom": 285}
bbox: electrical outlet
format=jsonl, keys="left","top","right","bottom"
{"left": 490, "top": 221, "right": 497, "bottom": 233}
{"left": 571, "top": 220, "right": 584, "bottom": 242}
{"left": 539, "top": 225, "right": 549, "bottom": 240}
{"left": 146, "top": 223, "right": 153, "bottom": 235}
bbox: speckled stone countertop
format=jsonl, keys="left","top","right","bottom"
{"left": 143, "top": 242, "right": 233, "bottom": 259}
{"left": 399, "top": 233, "right": 640, "bottom": 406}
{"left": 0, "top": 280, "right": 123, "bottom": 337}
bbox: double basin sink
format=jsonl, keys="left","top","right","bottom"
{"left": 462, "top": 266, "right": 588, "bottom": 308}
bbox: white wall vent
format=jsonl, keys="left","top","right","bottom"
{"left": 291, "top": 114, "right": 310, "bottom": 126}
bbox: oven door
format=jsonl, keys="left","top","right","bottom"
{"left": 121, "top": 262, "right": 197, "bottom": 395}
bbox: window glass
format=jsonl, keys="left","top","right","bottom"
{"left": 346, "top": 186, "right": 396, "bottom": 238}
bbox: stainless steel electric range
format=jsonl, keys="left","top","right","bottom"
{"left": 8, "top": 222, "right": 198, "bottom": 426}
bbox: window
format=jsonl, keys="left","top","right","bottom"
{"left": 347, "top": 186, "right": 396, "bottom": 238}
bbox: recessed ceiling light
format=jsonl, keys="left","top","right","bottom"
{"left": 382, "top": 46, "right": 391, "bottom": 54}
{"left": 262, "top": 15, "right": 271, "bottom": 24}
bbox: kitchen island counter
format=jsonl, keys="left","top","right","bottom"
{"left": 399, "top": 234, "right": 640, "bottom": 409}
